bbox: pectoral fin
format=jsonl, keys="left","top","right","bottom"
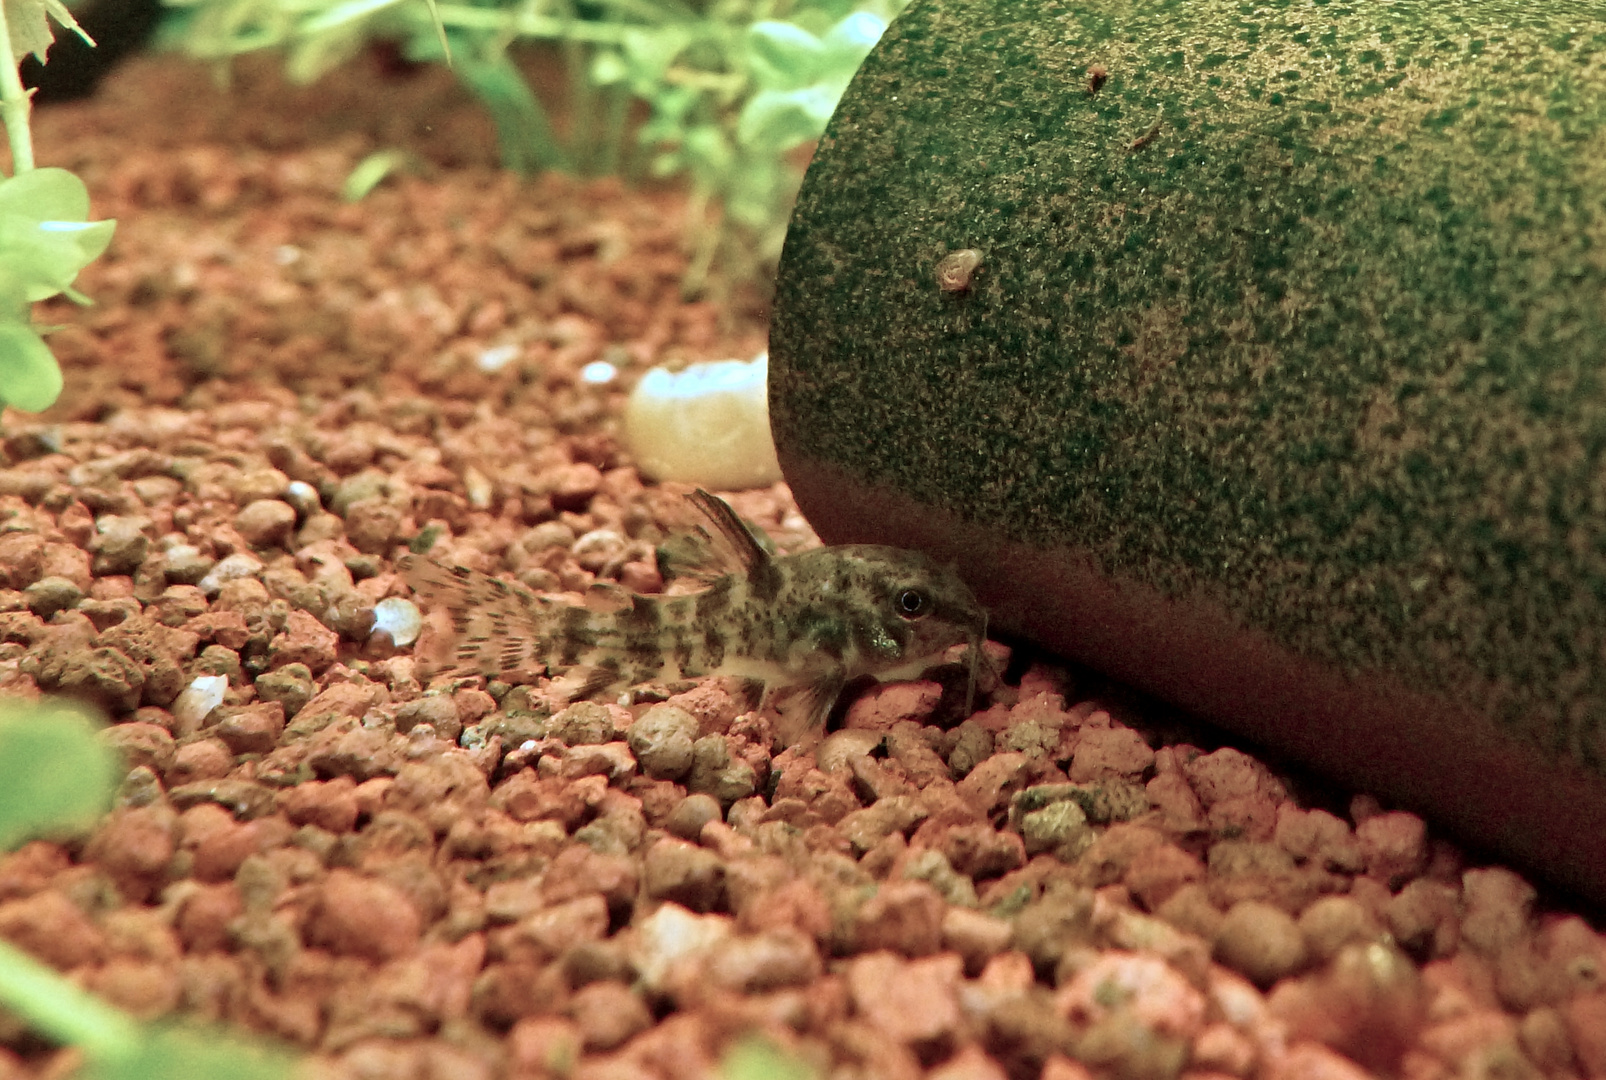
{"left": 771, "top": 670, "right": 846, "bottom": 749}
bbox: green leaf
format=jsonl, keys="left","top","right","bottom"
{"left": 682, "top": 124, "right": 733, "bottom": 184}
{"left": 721, "top": 1036, "right": 817, "bottom": 1080}
{"left": 84, "top": 1025, "right": 295, "bottom": 1080}
{"left": 341, "top": 149, "right": 414, "bottom": 201}
{"left": 6, "top": 0, "right": 94, "bottom": 65}
{"left": 0, "top": 321, "right": 64, "bottom": 413}
{"left": 622, "top": 26, "right": 692, "bottom": 95}
{"left": 736, "top": 86, "right": 837, "bottom": 151}
{"left": 0, "top": 169, "right": 116, "bottom": 301}
{"left": 590, "top": 48, "right": 628, "bottom": 86}
{"left": 298, "top": 0, "right": 404, "bottom": 36}
{"left": 0, "top": 166, "right": 90, "bottom": 222}
{"left": 286, "top": 22, "right": 368, "bottom": 83}
{"left": 819, "top": 10, "right": 886, "bottom": 76}
{"left": 746, "top": 20, "right": 823, "bottom": 90}
{"left": 0, "top": 699, "right": 116, "bottom": 848}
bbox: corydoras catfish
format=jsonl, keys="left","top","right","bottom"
{"left": 400, "top": 489, "right": 987, "bottom": 743}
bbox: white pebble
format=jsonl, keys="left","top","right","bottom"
{"left": 624, "top": 352, "right": 783, "bottom": 490}
{"left": 477, "top": 344, "right": 521, "bottom": 372}
{"left": 172, "top": 674, "right": 228, "bottom": 729}
{"left": 580, "top": 360, "right": 618, "bottom": 384}
{"left": 284, "top": 479, "right": 321, "bottom": 517}
{"left": 197, "top": 552, "right": 264, "bottom": 596}
{"left": 631, "top": 902, "right": 732, "bottom": 992}
{"left": 371, "top": 597, "right": 423, "bottom": 646}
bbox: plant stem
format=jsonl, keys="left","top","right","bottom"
{"left": 0, "top": 942, "right": 141, "bottom": 1062}
{"left": 427, "top": 3, "right": 635, "bottom": 45}
{"left": 0, "top": 0, "right": 36, "bottom": 174}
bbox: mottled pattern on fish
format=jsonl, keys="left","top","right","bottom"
{"left": 400, "top": 490, "right": 986, "bottom": 740}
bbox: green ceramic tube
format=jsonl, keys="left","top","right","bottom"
{"left": 771, "top": 0, "right": 1606, "bottom": 900}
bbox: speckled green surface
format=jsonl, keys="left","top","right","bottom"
{"left": 771, "top": 1, "right": 1606, "bottom": 768}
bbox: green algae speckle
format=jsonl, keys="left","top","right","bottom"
{"left": 771, "top": 0, "right": 1606, "bottom": 769}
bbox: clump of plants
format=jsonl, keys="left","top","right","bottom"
{"left": 0, "top": 698, "right": 295, "bottom": 1080}
{"left": 160, "top": 0, "right": 905, "bottom": 293}
{"left": 0, "top": 0, "right": 117, "bottom": 413}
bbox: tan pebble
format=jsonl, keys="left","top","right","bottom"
{"left": 1492, "top": 936, "right": 1546, "bottom": 1012}
{"left": 854, "top": 880, "right": 947, "bottom": 956}
{"left": 1516, "top": 1005, "right": 1574, "bottom": 1074}
{"left": 305, "top": 868, "right": 422, "bottom": 961}
{"left": 192, "top": 817, "right": 291, "bottom": 883}
{"left": 100, "top": 721, "right": 176, "bottom": 775}
{"left": 1207, "top": 794, "right": 1280, "bottom": 842}
{"left": 229, "top": 467, "right": 290, "bottom": 506}
{"left": 616, "top": 560, "right": 662, "bottom": 593}
{"left": 0, "top": 890, "right": 107, "bottom": 968}
{"left": 1145, "top": 771, "right": 1205, "bottom": 832}
{"left": 842, "top": 680, "right": 944, "bottom": 731}
{"left": 299, "top": 680, "right": 384, "bottom": 725}
{"left": 1297, "top": 896, "right": 1381, "bottom": 963}
{"left": 1039, "top": 1055, "right": 1096, "bottom": 1080}
{"left": 233, "top": 499, "right": 297, "bottom": 548}
{"left": 1184, "top": 747, "right": 1281, "bottom": 807}
{"left": 1537, "top": 913, "right": 1606, "bottom": 999}
{"left": 1384, "top": 878, "right": 1459, "bottom": 960}
{"left": 85, "top": 959, "right": 182, "bottom": 1021}
{"left": 175, "top": 882, "right": 245, "bottom": 952}
{"left": 1459, "top": 867, "right": 1536, "bottom": 956}
{"left": 1155, "top": 883, "right": 1224, "bottom": 942}
{"left": 1261, "top": 1041, "right": 1373, "bottom": 1080}
{"left": 941, "top": 906, "right": 1014, "bottom": 971}
{"left": 1191, "top": 1022, "right": 1256, "bottom": 1076}
{"left": 954, "top": 751, "right": 1033, "bottom": 814}
{"left": 975, "top": 950, "right": 1035, "bottom": 993}
{"left": 664, "top": 793, "right": 722, "bottom": 841}
{"left": 927, "top": 1044, "right": 1007, "bottom": 1080}
{"left": 1068, "top": 726, "right": 1154, "bottom": 782}
{"left": 1566, "top": 990, "right": 1606, "bottom": 1076}
{"left": 546, "top": 463, "right": 603, "bottom": 513}
{"left": 838, "top": 795, "right": 928, "bottom": 855}
{"left": 84, "top": 805, "right": 177, "bottom": 902}
{"left": 1214, "top": 900, "right": 1308, "bottom": 987}
{"left": 567, "top": 981, "right": 652, "bottom": 1051}
{"left": 704, "top": 927, "right": 822, "bottom": 993}
{"left": 931, "top": 822, "right": 1025, "bottom": 879}
{"left": 847, "top": 950, "right": 964, "bottom": 1045}
{"left": 214, "top": 701, "right": 286, "bottom": 755}
{"left": 520, "top": 895, "right": 610, "bottom": 957}
{"left": 1077, "top": 823, "right": 1167, "bottom": 887}
{"left": 1312, "top": 942, "right": 1426, "bottom": 1072}
{"left": 1123, "top": 842, "right": 1205, "bottom": 911}
{"left": 508, "top": 1016, "right": 583, "bottom": 1077}
{"left": 267, "top": 609, "right": 339, "bottom": 673}
{"left": 1012, "top": 888, "right": 1095, "bottom": 971}
{"left": 1417, "top": 1011, "right": 1521, "bottom": 1070}
{"left": 642, "top": 838, "right": 725, "bottom": 912}
{"left": 541, "top": 844, "right": 638, "bottom": 910}
{"left": 1355, "top": 811, "right": 1427, "bottom": 883}
{"left": 1055, "top": 950, "right": 1205, "bottom": 1040}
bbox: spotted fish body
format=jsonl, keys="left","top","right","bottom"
{"left": 400, "top": 490, "right": 986, "bottom": 741}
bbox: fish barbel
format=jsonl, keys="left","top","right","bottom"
{"left": 400, "top": 489, "right": 987, "bottom": 742}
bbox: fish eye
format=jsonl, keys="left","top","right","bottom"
{"left": 896, "top": 589, "right": 930, "bottom": 619}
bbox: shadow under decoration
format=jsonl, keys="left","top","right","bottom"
{"left": 768, "top": 0, "right": 1606, "bottom": 902}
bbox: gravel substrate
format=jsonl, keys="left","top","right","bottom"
{"left": 2, "top": 49, "right": 1605, "bottom": 1080}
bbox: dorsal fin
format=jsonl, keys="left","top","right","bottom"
{"left": 656, "top": 489, "right": 772, "bottom": 585}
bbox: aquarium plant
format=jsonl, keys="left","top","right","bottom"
{"left": 0, "top": 0, "right": 117, "bottom": 413}
{"left": 160, "top": 0, "right": 903, "bottom": 292}
{"left": 0, "top": 698, "right": 296, "bottom": 1080}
